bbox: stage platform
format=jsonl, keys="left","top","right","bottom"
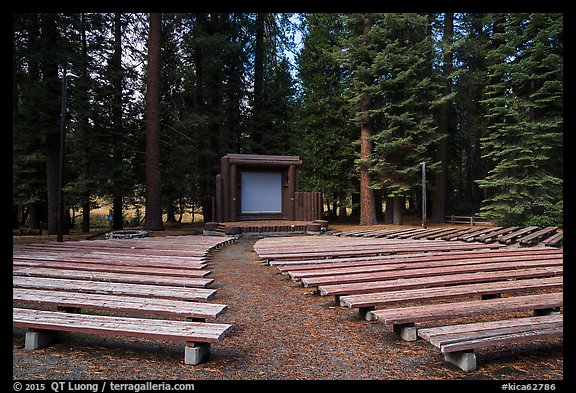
{"left": 203, "top": 220, "right": 329, "bottom": 236}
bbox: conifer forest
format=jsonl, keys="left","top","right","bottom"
{"left": 12, "top": 13, "right": 563, "bottom": 234}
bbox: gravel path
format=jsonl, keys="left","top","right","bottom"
{"left": 13, "top": 235, "right": 563, "bottom": 382}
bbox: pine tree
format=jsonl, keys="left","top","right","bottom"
{"left": 144, "top": 12, "right": 164, "bottom": 231}
{"left": 296, "top": 13, "right": 356, "bottom": 220}
{"left": 366, "top": 13, "right": 443, "bottom": 224}
{"left": 478, "top": 13, "right": 563, "bottom": 226}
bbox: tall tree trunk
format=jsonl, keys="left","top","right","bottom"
{"left": 431, "top": 12, "right": 453, "bottom": 223}
{"left": 80, "top": 13, "right": 91, "bottom": 233}
{"left": 42, "top": 14, "right": 62, "bottom": 235}
{"left": 359, "top": 17, "right": 377, "bottom": 226}
{"left": 112, "top": 13, "right": 124, "bottom": 230}
{"left": 252, "top": 12, "right": 265, "bottom": 152}
{"left": 144, "top": 12, "right": 164, "bottom": 231}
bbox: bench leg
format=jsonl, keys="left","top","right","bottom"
{"left": 392, "top": 323, "right": 418, "bottom": 341}
{"left": 444, "top": 350, "right": 477, "bottom": 372}
{"left": 25, "top": 329, "right": 57, "bottom": 350}
{"left": 184, "top": 342, "right": 211, "bottom": 365}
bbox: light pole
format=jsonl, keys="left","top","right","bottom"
{"left": 56, "top": 65, "right": 79, "bottom": 242}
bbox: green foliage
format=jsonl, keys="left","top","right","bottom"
{"left": 477, "top": 13, "right": 563, "bottom": 227}
{"left": 295, "top": 14, "right": 356, "bottom": 211}
{"left": 12, "top": 13, "right": 563, "bottom": 228}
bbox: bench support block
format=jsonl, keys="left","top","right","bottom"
{"left": 533, "top": 307, "right": 561, "bottom": 316}
{"left": 184, "top": 342, "right": 211, "bottom": 365}
{"left": 444, "top": 350, "right": 477, "bottom": 372}
{"left": 359, "top": 306, "right": 375, "bottom": 320}
{"left": 393, "top": 323, "right": 418, "bottom": 341}
{"left": 25, "top": 329, "right": 57, "bottom": 350}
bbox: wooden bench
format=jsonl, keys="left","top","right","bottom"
{"left": 299, "top": 258, "right": 563, "bottom": 288}
{"left": 12, "top": 267, "right": 214, "bottom": 288}
{"left": 287, "top": 252, "right": 563, "bottom": 281}
{"left": 13, "top": 307, "right": 232, "bottom": 365}
{"left": 317, "top": 266, "right": 563, "bottom": 302}
{"left": 13, "top": 260, "right": 210, "bottom": 278}
{"left": 260, "top": 242, "right": 505, "bottom": 262}
{"left": 418, "top": 314, "right": 563, "bottom": 372}
{"left": 13, "top": 276, "right": 217, "bottom": 302}
{"left": 13, "top": 253, "right": 207, "bottom": 269}
{"left": 365, "top": 292, "right": 563, "bottom": 342}
{"left": 497, "top": 226, "right": 539, "bottom": 244}
{"left": 475, "top": 226, "right": 520, "bottom": 243}
{"left": 543, "top": 232, "right": 563, "bottom": 247}
{"left": 518, "top": 227, "right": 558, "bottom": 246}
{"left": 13, "top": 288, "right": 227, "bottom": 322}
{"left": 339, "top": 276, "right": 563, "bottom": 319}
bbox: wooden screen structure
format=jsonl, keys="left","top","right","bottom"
{"left": 215, "top": 154, "right": 301, "bottom": 222}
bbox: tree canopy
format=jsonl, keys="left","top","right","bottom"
{"left": 12, "top": 13, "right": 563, "bottom": 231}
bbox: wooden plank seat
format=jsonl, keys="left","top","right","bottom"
{"left": 365, "top": 292, "right": 563, "bottom": 342}
{"left": 497, "top": 226, "right": 539, "bottom": 244}
{"left": 14, "top": 243, "right": 210, "bottom": 258}
{"left": 272, "top": 247, "right": 562, "bottom": 270}
{"left": 339, "top": 276, "right": 563, "bottom": 319}
{"left": 13, "top": 260, "right": 210, "bottom": 278}
{"left": 287, "top": 252, "right": 563, "bottom": 281}
{"left": 543, "top": 232, "right": 563, "bottom": 247}
{"left": 13, "top": 307, "right": 232, "bottom": 365}
{"left": 440, "top": 227, "right": 484, "bottom": 241}
{"left": 409, "top": 228, "right": 458, "bottom": 239}
{"left": 260, "top": 242, "right": 505, "bottom": 262}
{"left": 276, "top": 248, "right": 562, "bottom": 273}
{"left": 456, "top": 227, "right": 504, "bottom": 242}
{"left": 13, "top": 276, "right": 217, "bottom": 302}
{"left": 13, "top": 288, "right": 227, "bottom": 322}
{"left": 424, "top": 228, "right": 469, "bottom": 240}
{"left": 12, "top": 267, "right": 214, "bottom": 288}
{"left": 418, "top": 314, "right": 563, "bottom": 372}
{"left": 13, "top": 254, "right": 207, "bottom": 270}
{"left": 317, "top": 266, "right": 563, "bottom": 300}
{"left": 518, "top": 227, "right": 558, "bottom": 246}
{"left": 475, "top": 226, "right": 520, "bottom": 243}
{"left": 299, "top": 258, "right": 563, "bottom": 288}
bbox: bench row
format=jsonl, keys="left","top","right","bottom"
{"left": 337, "top": 226, "right": 562, "bottom": 247}
{"left": 254, "top": 236, "right": 564, "bottom": 372}
{"left": 13, "top": 235, "right": 236, "bottom": 365}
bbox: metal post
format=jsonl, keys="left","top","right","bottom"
{"left": 56, "top": 65, "right": 68, "bottom": 242}
{"left": 56, "top": 65, "right": 79, "bottom": 242}
{"left": 421, "top": 162, "right": 427, "bottom": 229}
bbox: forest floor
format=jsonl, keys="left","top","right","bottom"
{"left": 12, "top": 221, "right": 565, "bottom": 387}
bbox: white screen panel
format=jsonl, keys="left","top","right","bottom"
{"left": 241, "top": 171, "right": 282, "bottom": 213}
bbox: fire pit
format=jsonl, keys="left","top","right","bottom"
{"left": 105, "top": 230, "right": 149, "bottom": 240}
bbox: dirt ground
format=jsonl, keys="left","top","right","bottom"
{"left": 11, "top": 222, "right": 566, "bottom": 388}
